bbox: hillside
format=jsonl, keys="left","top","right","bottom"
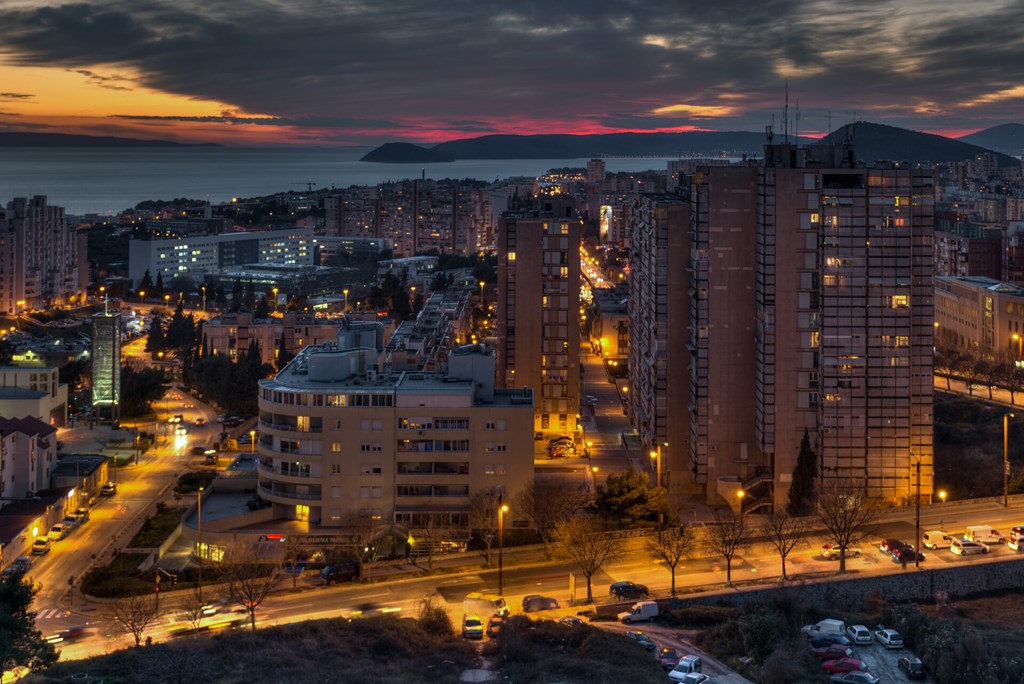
{"left": 822, "top": 121, "right": 1018, "bottom": 167}
{"left": 958, "top": 123, "right": 1024, "bottom": 156}
{"left": 0, "top": 132, "right": 221, "bottom": 147}
{"left": 359, "top": 141, "right": 455, "bottom": 163}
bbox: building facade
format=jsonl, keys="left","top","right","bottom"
{"left": 496, "top": 201, "right": 581, "bottom": 435}
{"left": 0, "top": 196, "right": 81, "bottom": 313}
{"left": 91, "top": 312, "right": 121, "bottom": 421}
{"left": 128, "top": 227, "right": 314, "bottom": 288}
{"left": 0, "top": 366, "right": 68, "bottom": 427}
{"left": 255, "top": 344, "right": 533, "bottom": 552}
{"left": 934, "top": 275, "right": 1024, "bottom": 360}
{"left": 0, "top": 416, "right": 58, "bottom": 501}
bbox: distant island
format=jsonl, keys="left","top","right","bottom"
{"left": 359, "top": 142, "right": 455, "bottom": 163}
{"left": 360, "top": 122, "right": 1022, "bottom": 164}
{"left": 0, "top": 132, "right": 222, "bottom": 148}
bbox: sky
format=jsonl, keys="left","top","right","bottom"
{"left": 1, "top": 0, "right": 1022, "bottom": 147}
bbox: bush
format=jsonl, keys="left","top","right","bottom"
{"left": 417, "top": 596, "right": 453, "bottom": 636}
{"left": 663, "top": 604, "right": 739, "bottom": 628}
{"left": 80, "top": 553, "right": 153, "bottom": 598}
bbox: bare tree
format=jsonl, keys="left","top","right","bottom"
{"left": 108, "top": 594, "right": 159, "bottom": 647}
{"left": 179, "top": 590, "right": 208, "bottom": 632}
{"left": 282, "top": 536, "right": 306, "bottom": 590}
{"left": 815, "top": 480, "right": 884, "bottom": 574}
{"left": 998, "top": 362, "right": 1024, "bottom": 405}
{"left": 515, "top": 480, "right": 593, "bottom": 557}
{"left": 221, "top": 543, "right": 282, "bottom": 630}
{"left": 979, "top": 357, "right": 1000, "bottom": 400}
{"left": 645, "top": 525, "right": 694, "bottom": 595}
{"left": 934, "top": 346, "right": 960, "bottom": 391}
{"left": 553, "top": 516, "right": 620, "bottom": 603}
{"left": 467, "top": 489, "right": 498, "bottom": 566}
{"left": 961, "top": 353, "right": 981, "bottom": 395}
{"left": 759, "top": 510, "right": 811, "bottom": 581}
{"left": 704, "top": 510, "right": 747, "bottom": 587}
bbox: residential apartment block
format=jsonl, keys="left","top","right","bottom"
{"left": 128, "top": 227, "right": 314, "bottom": 287}
{"left": 496, "top": 199, "right": 581, "bottom": 434}
{"left": 0, "top": 366, "right": 68, "bottom": 427}
{"left": 255, "top": 344, "right": 533, "bottom": 552}
{"left": 0, "top": 196, "right": 82, "bottom": 313}
{"left": 628, "top": 144, "right": 935, "bottom": 510}
{"left": 0, "top": 416, "right": 58, "bottom": 501}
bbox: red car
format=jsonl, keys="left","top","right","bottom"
{"left": 822, "top": 658, "right": 869, "bottom": 675}
{"left": 658, "top": 647, "right": 680, "bottom": 670}
{"left": 812, "top": 645, "right": 854, "bottom": 661}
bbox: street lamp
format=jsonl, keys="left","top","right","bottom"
{"left": 498, "top": 496, "right": 509, "bottom": 596}
{"left": 201, "top": 285, "right": 207, "bottom": 312}
{"left": 479, "top": 280, "right": 485, "bottom": 306}
{"left": 913, "top": 455, "right": 922, "bottom": 568}
{"left": 1014, "top": 334, "right": 1022, "bottom": 361}
{"left": 250, "top": 429, "right": 256, "bottom": 455}
{"left": 197, "top": 486, "right": 204, "bottom": 602}
{"left": 164, "top": 294, "right": 170, "bottom": 306}
{"left": 938, "top": 489, "right": 947, "bottom": 504}
{"left": 138, "top": 290, "right": 146, "bottom": 303}
{"left": 1005, "top": 413, "right": 1014, "bottom": 507}
{"left": 343, "top": 289, "right": 349, "bottom": 312}
{"left": 737, "top": 489, "right": 746, "bottom": 519}
{"left": 650, "top": 446, "right": 663, "bottom": 527}
{"left": 272, "top": 287, "right": 279, "bottom": 313}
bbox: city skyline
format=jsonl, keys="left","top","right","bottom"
{"left": 0, "top": 0, "right": 1021, "bottom": 146}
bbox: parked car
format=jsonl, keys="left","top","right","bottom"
{"left": 813, "top": 645, "right": 855, "bottom": 661}
{"left": 319, "top": 561, "right": 359, "bottom": 585}
{"left": 897, "top": 656, "right": 926, "bottom": 679}
{"left": 676, "top": 675, "right": 710, "bottom": 684}
{"left": 821, "top": 658, "right": 869, "bottom": 675}
{"left": 559, "top": 616, "right": 585, "bottom": 627}
{"left": 74, "top": 507, "right": 89, "bottom": 523}
{"left": 658, "top": 647, "right": 681, "bottom": 670}
{"left": 829, "top": 672, "right": 881, "bottom": 684}
{"left": 821, "top": 543, "right": 861, "bottom": 560}
{"left": 31, "top": 538, "right": 51, "bottom": 555}
{"left": 845, "top": 624, "right": 873, "bottom": 645}
{"left": 892, "top": 546, "right": 926, "bottom": 563}
{"left": 1008, "top": 538, "right": 1024, "bottom": 552}
{"left": 874, "top": 626, "right": 904, "bottom": 649}
{"left": 618, "top": 600, "right": 659, "bottom": 624}
{"left": 461, "top": 615, "right": 484, "bottom": 640}
{"left": 1, "top": 556, "right": 32, "bottom": 578}
{"left": 951, "top": 538, "right": 990, "bottom": 555}
{"left": 48, "top": 524, "right": 69, "bottom": 541}
{"left": 100, "top": 481, "right": 117, "bottom": 496}
{"left": 486, "top": 615, "right": 504, "bottom": 638}
{"left": 522, "top": 595, "right": 559, "bottom": 612}
{"left": 62, "top": 515, "right": 80, "bottom": 529}
{"left": 964, "top": 525, "right": 1006, "bottom": 544}
{"left": 922, "top": 530, "right": 955, "bottom": 549}
{"left": 1010, "top": 525, "right": 1024, "bottom": 541}
{"left": 803, "top": 619, "right": 848, "bottom": 637}
{"left": 810, "top": 634, "right": 854, "bottom": 648}
{"left": 667, "top": 655, "right": 703, "bottom": 682}
{"left": 624, "top": 630, "right": 656, "bottom": 651}
{"left": 879, "top": 538, "right": 909, "bottom": 554}
{"left": 609, "top": 581, "right": 649, "bottom": 599}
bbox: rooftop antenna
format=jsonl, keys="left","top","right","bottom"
{"left": 828, "top": 110, "right": 832, "bottom": 135}
{"left": 784, "top": 80, "right": 790, "bottom": 144}
{"left": 795, "top": 99, "right": 800, "bottom": 146}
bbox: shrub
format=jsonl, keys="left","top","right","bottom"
{"left": 663, "top": 603, "right": 739, "bottom": 627}
{"left": 738, "top": 606, "right": 792, "bottom": 664}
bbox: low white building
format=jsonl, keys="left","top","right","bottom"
{"left": 0, "top": 416, "right": 58, "bottom": 501}
{"left": 0, "top": 366, "right": 68, "bottom": 427}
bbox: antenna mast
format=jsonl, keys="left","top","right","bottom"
{"left": 784, "top": 80, "right": 789, "bottom": 144}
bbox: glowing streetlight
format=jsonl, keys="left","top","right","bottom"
{"left": 498, "top": 498, "right": 509, "bottom": 595}
{"left": 938, "top": 489, "right": 947, "bottom": 504}
{"left": 272, "top": 287, "right": 279, "bottom": 313}
{"left": 479, "top": 280, "right": 485, "bottom": 306}
{"left": 201, "top": 285, "right": 207, "bottom": 312}
{"left": 250, "top": 429, "right": 256, "bottom": 454}
{"left": 343, "top": 289, "right": 349, "bottom": 312}
{"left": 737, "top": 489, "right": 746, "bottom": 520}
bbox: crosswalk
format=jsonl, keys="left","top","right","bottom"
{"left": 35, "top": 608, "right": 69, "bottom": 620}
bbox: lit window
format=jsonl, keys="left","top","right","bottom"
{"left": 891, "top": 295, "right": 909, "bottom": 308}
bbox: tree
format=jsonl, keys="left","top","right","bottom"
{"left": 244, "top": 279, "right": 256, "bottom": 311}
{"left": 154, "top": 272, "right": 165, "bottom": 297}
{"left": 120, "top": 362, "right": 169, "bottom": 417}
{"left": 0, "top": 338, "right": 15, "bottom": 366}
{"left": 704, "top": 510, "right": 747, "bottom": 587}
{"left": 108, "top": 594, "right": 159, "bottom": 646}
{"left": 935, "top": 347, "right": 961, "bottom": 391}
{"left": 815, "top": 479, "right": 884, "bottom": 574}
{"left": 276, "top": 334, "right": 293, "bottom": 371}
{"left": 553, "top": 515, "right": 620, "bottom": 603}
{"left": 786, "top": 430, "right": 817, "bottom": 516}
{"left": 645, "top": 525, "right": 694, "bottom": 595}
{"left": 254, "top": 296, "right": 270, "bottom": 320}
{"left": 978, "top": 357, "right": 999, "bottom": 400}
{"left": 145, "top": 314, "right": 165, "bottom": 354}
{"left": 222, "top": 543, "right": 282, "bottom": 630}
{"left": 139, "top": 269, "right": 154, "bottom": 292}
{"left": 0, "top": 574, "right": 58, "bottom": 672}
{"left": 594, "top": 467, "right": 666, "bottom": 528}
{"left": 759, "top": 510, "right": 811, "bottom": 581}
{"left": 961, "top": 353, "right": 981, "bottom": 395}
{"left": 514, "top": 480, "right": 592, "bottom": 557}
{"left": 230, "top": 279, "right": 243, "bottom": 312}
{"left": 468, "top": 490, "right": 499, "bottom": 566}
{"left": 998, "top": 362, "right": 1024, "bottom": 405}
{"left": 179, "top": 590, "right": 208, "bottom": 632}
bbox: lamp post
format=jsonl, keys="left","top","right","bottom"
{"left": 1014, "top": 334, "right": 1022, "bottom": 362}
{"left": 343, "top": 289, "right": 349, "bottom": 312}
{"left": 250, "top": 429, "right": 256, "bottom": 455}
{"left": 498, "top": 496, "right": 509, "bottom": 596}
{"left": 197, "top": 486, "right": 204, "bottom": 601}
{"left": 272, "top": 287, "right": 279, "bottom": 313}
{"left": 1005, "top": 413, "right": 1014, "bottom": 507}
{"left": 737, "top": 489, "right": 746, "bottom": 520}
{"left": 164, "top": 294, "right": 170, "bottom": 307}
{"left": 479, "top": 280, "right": 485, "bottom": 306}
{"left": 650, "top": 446, "right": 663, "bottom": 527}
{"left": 913, "top": 456, "right": 922, "bottom": 568}
{"left": 138, "top": 290, "right": 145, "bottom": 304}
{"left": 201, "top": 285, "right": 207, "bottom": 312}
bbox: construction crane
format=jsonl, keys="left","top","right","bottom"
{"left": 293, "top": 180, "right": 316, "bottom": 192}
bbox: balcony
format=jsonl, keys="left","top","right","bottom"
{"left": 258, "top": 419, "right": 322, "bottom": 434}
{"left": 257, "top": 483, "right": 321, "bottom": 503}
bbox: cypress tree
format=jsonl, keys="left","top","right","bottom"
{"left": 786, "top": 429, "right": 818, "bottom": 516}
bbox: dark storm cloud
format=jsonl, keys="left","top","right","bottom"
{"left": 0, "top": 0, "right": 1021, "bottom": 138}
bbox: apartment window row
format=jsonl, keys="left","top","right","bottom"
{"left": 397, "top": 461, "right": 470, "bottom": 475}
{"left": 396, "top": 439, "right": 470, "bottom": 453}
{"left": 397, "top": 484, "right": 470, "bottom": 497}
{"left": 394, "top": 511, "right": 469, "bottom": 528}
{"left": 260, "top": 388, "right": 394, "bottom": 407}
{"left": 397, "top": 417, "right": 470, "bottom": 430}
{"left": 360, "top": 443, "right": 383, "bottom": 452}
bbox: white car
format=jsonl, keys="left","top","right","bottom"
{"left": 874, "top": 626, "right": 904, "bottom": 649}
{"left": 951, "top": 538, "right": 989, "bottom": 556}
{"left": 1008, "top": 539, "right": 1024, "bottom": 552}
{"left": 821, "top": 543, "right": 861, "bottom": 560}
{"left": 845, "top": 624, "right": 872, "bottom": 645}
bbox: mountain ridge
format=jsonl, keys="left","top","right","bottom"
{"left": 0, "top": 131, "right": 222, "bottom": 147}
{"left": 958, "top": 123, "right": 1024, "bottom": 157}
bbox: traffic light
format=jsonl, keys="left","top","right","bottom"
{"left": 155, "top": 574, "right": 161, "bottom": 593}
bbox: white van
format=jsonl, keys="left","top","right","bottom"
{"left": 618, "top": 600, "right": 659, "bottom": 624}
{"left": 922, "top": 531, "right": 955, "bottom": 549}
{"left": 802, "top": 618, "right": 846, "bottom": 636}
{"left": 964, "top": 525, "right": 1006, "bottom": 545}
